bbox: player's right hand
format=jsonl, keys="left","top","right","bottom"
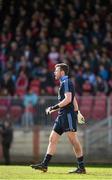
{"left": 45, "top": 107, "right": 52, "bottom": 115}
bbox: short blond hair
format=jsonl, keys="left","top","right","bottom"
{"left": 55, "top": 63, "right": 69, "bottom": 75}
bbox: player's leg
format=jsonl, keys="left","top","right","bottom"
{"left": 67, "top": 131, "right": 83, "bottom": 157}
{"left": 31, "top": 130, "right": 60, "bottom": 172}
{"left": 66, "top": 131, "right": 86, "bottom": 174}
{"left": 46, "top": 130, "right": 60, "bottom": 155}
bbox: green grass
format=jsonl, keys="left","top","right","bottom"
{"left": 0, "top": 165, "right": 112, "bottom": 180}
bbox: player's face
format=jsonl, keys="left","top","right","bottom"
{"left": 54, "top": 67, "right": 62, "bottom": 80}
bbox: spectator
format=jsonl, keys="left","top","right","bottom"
{"left": 95, "top": 76, "right": 108, "bottom": 95}
{"left": 98, "top": 64, "right": 109, "bottom": 81}
{"left": 48, "top": 47, "right": 59, "bottom": 63}
{"left": 0, "top": 122, "right": 3, "bottom": 161}
{"left": 22, "top": 88, "right": 39, "bottom": 131}
{"left": 15, "top": 70, "right": 28, "bottom": 97}
{"left": 0, "top": 0, "right": 112, "bottom": 96}
{"left": 0, "top": 121, "right": 13, "bottom": 165}
{"left": 0, "top": 72, "right": 15, "bottom": 96}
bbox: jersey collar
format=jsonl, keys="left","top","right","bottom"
{"left": 60, "top": 75, "right": 68, "bottom": 82}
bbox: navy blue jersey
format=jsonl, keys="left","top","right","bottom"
{"left": 58, "top": 76, "right": 75, "bottom": 114}
{"left": 53, "top": 75, "right": 77, "bottom": 135}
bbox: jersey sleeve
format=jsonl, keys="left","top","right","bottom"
{"left": 63, "top": 80, "right": 72, "bottom": 93}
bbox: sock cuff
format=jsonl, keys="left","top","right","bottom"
{"left": 77, "top": 156, "right": 83, "bottom": 162}
{"left": 46, "top": 154, "right": 52, "bottom": 157}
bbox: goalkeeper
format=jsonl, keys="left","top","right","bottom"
{"left": 31, "top": 63, "right": 86, "bottom": 174}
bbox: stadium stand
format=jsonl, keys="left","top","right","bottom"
{"left": 0, "top": 105, "right": 7, "bottom": 121}
{"left": 0, "top": 0, "right": 112, "bottom": 125}
{"left": 10, "top": 105, "right": 23, "bottom": 122}
{"left": 91, "top": 95, "right": 107, "bottom": 120}
{"left": 80, "top": 96, "right": 93, "bottom": 120}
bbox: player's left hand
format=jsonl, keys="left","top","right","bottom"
{"left": 77, "top": 111, "right": 85, "bottom": 124}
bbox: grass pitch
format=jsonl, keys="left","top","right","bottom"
{"left": 0, "top": 164, "right": 112, "bottom": 180}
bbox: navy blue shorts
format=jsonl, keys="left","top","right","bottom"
{"left": 53, "top": 111, "right": 77, "bottom": 135}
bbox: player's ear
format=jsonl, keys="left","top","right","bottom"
{"left": 61, "top": 70, "right": 65, "bottom": 76}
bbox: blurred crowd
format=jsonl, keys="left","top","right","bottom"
{"left": 0, "top": 0, "right": 112, "bottom": 97}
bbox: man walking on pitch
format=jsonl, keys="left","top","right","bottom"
{"left": 31, "top": 63, "right": 86, "bottom": 174}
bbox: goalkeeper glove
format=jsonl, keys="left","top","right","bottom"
{"left": 77, "top": 110, "right": 85, "bottom": 124}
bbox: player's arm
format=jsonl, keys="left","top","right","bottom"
{"left": 46, "top": 92, "right": 72, "bottom": 114}
{"left": 73, "top": 96, "right": 79, "bottom": 111}
{"left": 58, "top": 92, "right": 72, "bottom": 107}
